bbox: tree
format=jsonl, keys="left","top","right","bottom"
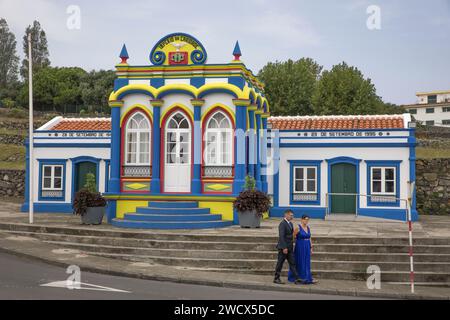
{"left": 18, "top": 66, "right": 86, "bottom": 112}
{"left": 258, "top": 58, "right": 322, "bottom": 116}
{"left": 0, "top": 18, "right": 19, "bottom": 87}
{"left": 20, "top": 20, "right": 50, "bottom": 79}
{"left": 312, "top": 62, "right": 386, "bottom": 115}
{"left": 80, "top": 70, "right": 115, "bottom": 114}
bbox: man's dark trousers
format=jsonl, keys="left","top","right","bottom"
{"left": 274, "top": 219, "right": 300, "bottom": 280}
{"left": 274, "top": 247, "right": 299, "bottom": 280}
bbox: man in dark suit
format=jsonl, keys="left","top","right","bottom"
{"left": 274, "top": 209, "right": 302, "bottom": 284}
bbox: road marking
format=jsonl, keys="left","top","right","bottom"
{"left": 40, "top": 281, "right": 130, "bottom": 293}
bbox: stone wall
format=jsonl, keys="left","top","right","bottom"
{"left": 0, "top": 134, "right": 25, "bottom": 146}
{"left": 0, "top": 169, "right": 25, "bottom": 197}
{"left": 416, "top": 159, "right": 450, "bottom": 215}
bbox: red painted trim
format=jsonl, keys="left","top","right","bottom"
{"left": 120, "top": 107, "right": 153, "bottom": 192}
{"left": 160, "top": 107, "right": 194, "bottom": 193}
{"left": 125, "top": 67, "right": 243, "bottom": 73}
{"left": 200, "top": 107, "right": 236, "bottom": 180}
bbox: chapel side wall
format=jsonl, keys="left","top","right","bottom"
{"left": 31, "top": 146, "right": 110, "bottom": 203}
{"left": 277, "top": 146, "right": 410, "bottom": 209}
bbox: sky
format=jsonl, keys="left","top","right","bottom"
{"left": 1, "top": 0, "right": 449, "bottom": 105}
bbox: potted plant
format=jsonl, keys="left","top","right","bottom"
{"left": 233, "top": 175, "right": 271, "bottom": 228}
{"left": 73, "top": 173, "right": 107, "bottom": 225}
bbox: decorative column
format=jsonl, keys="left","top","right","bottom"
{"left": 150, "top": 99, "right": 163, "bottom": 194}
{"left": 191, "top": 98, "right": 205, "bottom": 194}
{"left": 232, "top": 98, "right": 250, "bottom": 194}
{"left": 108, "top": 100, "right": 123, "bottom": 194}
{"left": 261, "top": 115, "right": 269, "bottom": 193}
{"left": 248, "top": 104, "right": 257, "bottom": 181}
{"left": 107, "top": 100, "right": 123, "bottom": 222}
{"left": 255, "top": 110, "right": 262, "bottom": 191}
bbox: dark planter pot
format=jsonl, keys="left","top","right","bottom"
{"left": 81, "top": 206, "right": 105, "bottom": 225}
{"left": 238, "top": 210, "right": 261, "bottom": 228}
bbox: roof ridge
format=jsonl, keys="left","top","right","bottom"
{"left": 269, "top": 114, "right": 404, "bottom": 120}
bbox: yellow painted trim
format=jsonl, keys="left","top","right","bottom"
{"left": 197, "top": 83, "right": 245, "bottom": 99}
{"left": 198, "top": 201, "right": 234, "bottom": 221}
{"left": 116, "top": 200, "right": 148, "bottom": 219}
{"left": 156, "top": 84, "right": 198, "bottom": 99}
{"left": 121, "top": 178, "right": 152, "bottom": 181}
{"left": 150, "top": 99, "right": 164, "bottom": 107}
{"left": 232, "top": 98, "right": 251, "bottom": 107}
{"left": 200, "top": 104, "right": 236, "bottom": 126}
{"left": 190, "top": 98, "right": 205, "bottom": 107}
{"left": 109, "top": 100, "right": 124, "bottom": 108}
{"left": 104, "top": 194, "right": 236, "bottom": 202}
{"left": 109, "top": 84, "right": 157, "bottom": 102}
{"left": 120, "top": 104, "right": 153, "bottom": 126}
{"left": 248, "top": 104, "right": 258, "bottom": 111}
{"left": 160, "top": 103, "right": 194, "bottom": 126}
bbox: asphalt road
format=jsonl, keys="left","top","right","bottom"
{"left": 0, "top": 251, "right": 365, "bottom": 300}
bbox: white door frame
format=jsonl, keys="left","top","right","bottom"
{"left": 163, "top": 111, "right": 192, "bottom": 193}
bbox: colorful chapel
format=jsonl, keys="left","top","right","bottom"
{"left": 22, "top": 33, "right": 418, "bottom": 228}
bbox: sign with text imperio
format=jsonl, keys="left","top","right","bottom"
{"left": 149, "top": 33, "right": 207, "bottom": 66}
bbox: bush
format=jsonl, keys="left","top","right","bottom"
{"left": 233, "top": 175, "right": 271, "bottom": 216}
{"left": 8, "top": 107, "right": 28, "bottom": 119}
{"left": 72, "top": 173, "right": 106, "bottom": 216}
{"left": 72, "top": 189, "right": 107, "bottom": 216}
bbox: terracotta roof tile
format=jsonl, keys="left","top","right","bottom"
{"left": 268, "top": 115, "right": 406, "bottom": 130}
{"left": 50, "top": 118, "right": 111, "bottom": 131}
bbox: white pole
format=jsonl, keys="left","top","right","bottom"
{"left": 407, "top": 182, "right": 415, "bottom": 294}
{"left": 28, "top": 32, "right": 34, "bottom": 224}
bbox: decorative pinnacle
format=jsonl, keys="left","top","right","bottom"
{"left": 119, "top": 44, "right": 129, "bottom": 64}
{"left": 233, "top": 41, "right": 241, "bottom": 61}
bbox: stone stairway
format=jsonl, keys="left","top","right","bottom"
{"left": 1, "top": 222, "right": 450, "bottom": 285}
{"left": 111, "top": 201, "right": 233, "bottom": 229}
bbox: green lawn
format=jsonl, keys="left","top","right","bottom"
{"left": 0, "top": 144, "right": 26, "bottom": 170}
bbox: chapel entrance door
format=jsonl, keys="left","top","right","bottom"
{"left": 330, "top": 163, "right": 357, "bottom": 214}
{"left": 163, "top": 111, "right": 191, "bottom": 193}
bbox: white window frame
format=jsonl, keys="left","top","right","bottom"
{"left": 124, "top": 112, "right": 151, "bottom": 166}
{"left": 293, "top": 166, "right": 317, "bottom": 194}
{"left": 204, "top": 112, "right": 233, "bottom": 166}
{"left": 41, "top": 165, "right": 64, "bottom": 191}
{"left": 371, "top": 167, "right": 396, "bottom": 195}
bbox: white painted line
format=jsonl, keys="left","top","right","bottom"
{"left": 40, "top": 281, "right": 130, "bottom": 293}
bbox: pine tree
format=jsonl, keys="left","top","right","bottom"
{"left": 0, "top": 18, "right": 19, "bottom": 87}
{"left": 20, "top": 20, "right": 50, "bottom": 79}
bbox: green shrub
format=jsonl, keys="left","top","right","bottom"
{"left": 8, "top": 107, "right": 28, "bottom": 119}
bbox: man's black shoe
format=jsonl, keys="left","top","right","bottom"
{"left": 294, "top": 279, "right": 304, "bottom": 285}
{"left": 273, "top": 278, "right": 284, "bottom": 284}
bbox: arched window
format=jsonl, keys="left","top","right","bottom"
{"left": 125, "top": 112, "right": 151, "bottom": 165}
{"left": 204, "top": 111, "right": 233, "bottom": 166}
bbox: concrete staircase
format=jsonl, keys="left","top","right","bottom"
{"left": 111, "top": 201, "right": 233, "bottom": 229}
{"left": 1, "top": 222, "right": 450, "bottom": 285}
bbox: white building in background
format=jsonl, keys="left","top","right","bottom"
{"left": 402, "top": 90, "right": 450, "bottom": 127}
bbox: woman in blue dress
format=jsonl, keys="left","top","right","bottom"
{"left": 288, "top": 215, "right": 317, "bottom": 284}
